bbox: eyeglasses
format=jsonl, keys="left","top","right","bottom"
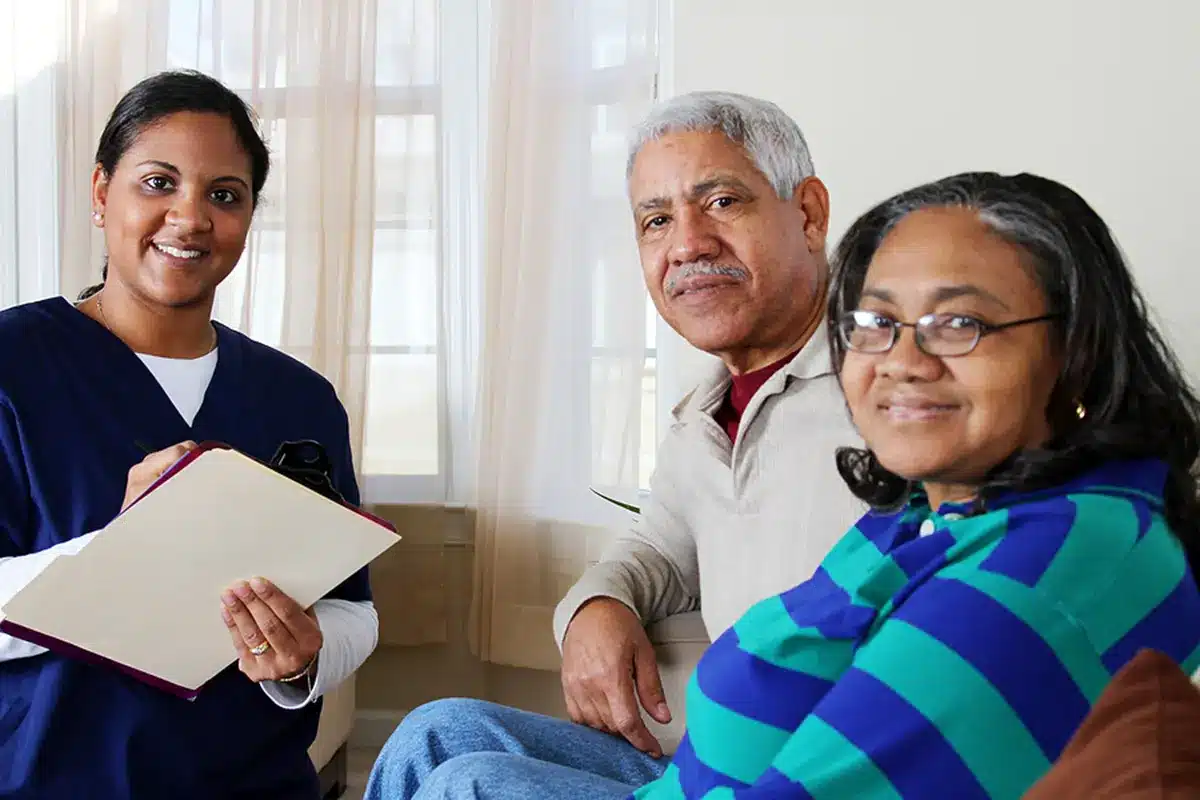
{"left": 837, "top": 310, "right": 1062, "bottom": 357}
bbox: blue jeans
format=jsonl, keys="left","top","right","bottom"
{"left": 364, "top": 698, "right": 669, "bottom": 800}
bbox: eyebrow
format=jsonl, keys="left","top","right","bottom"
{"left": 860, "top": 284, "right": 1012, "bottom": 311}
{"left": 689, "top": 174, "right": 754, "bottom": 201}
{"left": 136, "top": 160, "right": 251, "bottom": 191}
{"left": 633, "top": 173, "right": 756, "bottom": 215}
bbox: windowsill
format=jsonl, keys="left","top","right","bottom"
{"left": 365, "top": 502, "right": 475, "bottom": 549}
{"left": 360, "top": 474, "right": 445, "bottom": 505}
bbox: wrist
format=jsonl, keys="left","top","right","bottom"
{"left": 566, "top": 597, "right": 640, "bottom": 643}
{"left": 578, "top": 596, "right": 638, "bottom": 622}
{"left": 278, "top": 653, "right": 318, "bottom": 683}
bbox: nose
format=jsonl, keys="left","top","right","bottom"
{"left": 668, "top": 206, "right": 720, "bottom": 265}
{"left": 165, "top": 188, "right": 214, "bottom": 233}
{"left": 874, "top": 326, "right": 945, "bottom": 382}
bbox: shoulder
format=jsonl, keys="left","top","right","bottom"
{"left": 0, "top": 298, "right": 80, "bottom": 394}
{"left": 970, "top": 480, "right": 1188, "bottom": 618}
{"left": 0, "top": 298, "right": 69, "bottom": 350}
{"left": 222, "top": 326, "right": 325, "bottom": 382}
{"left": 974, "top": 490, "right": 1145, "bottom": 578}
{"left": 218, "top": 325, "right": 343, "bottom": 411}
{"left": 997, "top": 480, "right": 1161, "bottom": 562}
{"left": 991, "top": 488, "right": 1200, "bottom": 674}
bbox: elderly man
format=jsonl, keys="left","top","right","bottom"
{"left": 365, "top": 91, "right": 865, "bottom": 800}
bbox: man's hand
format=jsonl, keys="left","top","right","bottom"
{"left": 121, "top": 441, "right": 198, "bottom": 511}
{"left": 561, "top": 597, "right": 672, "bottom": 758}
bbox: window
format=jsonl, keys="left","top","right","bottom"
{"left": 166, "top": 0, "right": 454, "bottom": 502}
{"left": 587, "top": 5, "right": 662, "bottom": 495}
{"left": 167, "top": 0, "right": 660, "bottom": 504}
{"left": 3, "top": 0, "right": 661, "bottom": 505}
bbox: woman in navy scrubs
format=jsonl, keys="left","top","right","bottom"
{"left": 0, "top": 70, "right": 377, "bottom": 799}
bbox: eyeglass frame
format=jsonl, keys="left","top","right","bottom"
{"left": 836, "top": 310, "right": 1064, "bottom": 357}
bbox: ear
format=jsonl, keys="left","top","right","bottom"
{"left": 91, "top": 164, "right": 109, "bottom": 226}
{"left": 1045, "top": 375, "right": 1084, "bottom": 437}
{"left": 791, "top": 176, "right": 830, "bottom": 255}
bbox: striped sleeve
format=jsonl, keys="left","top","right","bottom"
{"left": 710, "top": 570, "right": 1108, "bottom": 799}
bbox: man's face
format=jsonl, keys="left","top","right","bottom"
{"left": 629, "top": 130, "right": 829, "bottom": 370}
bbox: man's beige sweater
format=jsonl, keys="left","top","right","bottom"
{"left": 554, "top": 327, "right": 868, "bottom": 646}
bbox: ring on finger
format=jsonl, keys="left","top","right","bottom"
{"left": 249, "top": 641, "right": 271, "bottom": 656}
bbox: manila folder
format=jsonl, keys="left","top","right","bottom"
{"left": 0, "top": 446, "right": 399, "bottom": 699}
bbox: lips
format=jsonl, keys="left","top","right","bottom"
{"left": 152, "top": 242, "right": 208, "bottom": 261}
{"left": 879, "top": 397, "right": 959, "bottom": 422}
{"left": 669, "top": 275, "right": 740, "bottom": 299}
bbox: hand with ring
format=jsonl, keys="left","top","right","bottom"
{"left": 220, "top": 577, "right": 322, "bottom": 683}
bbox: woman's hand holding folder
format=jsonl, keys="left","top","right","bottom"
{"left": 122, "top": 440, "right": 198, "bottom": 511}
{"left": 123, "top": 443, "right": 323, "bottom": 685}
{"left": 220, "top": 577, "right": 321, "bottom": 683}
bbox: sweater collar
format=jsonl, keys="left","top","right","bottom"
{"left": 672, "top": 325, "right": 835, "bottom": 421}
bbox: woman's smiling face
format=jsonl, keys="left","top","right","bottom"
{"left": 838, "top": 206, "right": 1063, "bottom": 505}
{"left": 93, "top": 110, "right": 255, "bottom": 310}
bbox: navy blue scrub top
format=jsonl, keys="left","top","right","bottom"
{"left": 0, "top": 298, "right": 371, "bottom": 799}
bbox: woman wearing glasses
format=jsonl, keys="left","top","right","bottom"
{"left": 633, "top": 172, "right": 1200, "bottom": 799}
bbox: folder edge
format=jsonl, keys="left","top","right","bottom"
{"left": 0, "top": 618, "right": 200, "bottom": 700}
{"left": 124, "top": 442, "right": 398, "bottom": 534}
{"left": 3, "top": 441, "right": 398, "bottom": 699}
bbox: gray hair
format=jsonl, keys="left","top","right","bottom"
{"left": 626, "top": 91, "right": 815, "bottom": 199}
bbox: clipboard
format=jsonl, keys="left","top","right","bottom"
{"left": 0, "top": 442, "right": 400, "bottom": 700}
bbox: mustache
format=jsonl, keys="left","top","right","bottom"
{"left": 664, "top": 262, "right": 749, "bottom": 296}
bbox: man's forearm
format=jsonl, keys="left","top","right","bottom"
{"left": 553, "top": 542, "right": 698, "bottom": 650}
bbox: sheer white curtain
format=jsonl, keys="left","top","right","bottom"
{"left": 1, "top": 0, "right": 434, "bottom": 478}
{"left": 0, "top": 6, "right": 62, "bottom": 309}
{"left": 469, "top": 0, "right": 660, "bottom": 669}
{"left": 4, "top": 0, "right": 664, "bottom": 667}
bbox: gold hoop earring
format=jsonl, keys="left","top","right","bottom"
{"left": 1075, "top": 401, "right": 1087, "bottom": 420}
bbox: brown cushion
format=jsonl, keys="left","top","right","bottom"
{"left": 1023, "top": 649, "right": 1200, "bottom": 799}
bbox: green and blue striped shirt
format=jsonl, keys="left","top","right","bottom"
{"left": 633, "top": 458, "right": 1200, "bottom": 799}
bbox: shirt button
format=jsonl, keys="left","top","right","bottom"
{"left": 919, "top": 519, "right": 936, "bottom": 536}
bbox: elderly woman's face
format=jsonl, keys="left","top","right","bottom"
{"left": 839, "top": 207, "right": 1063, "bottom": 503}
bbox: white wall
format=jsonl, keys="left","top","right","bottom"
{"left": 667, "top": 0, "right": 1200, "bottom": 378}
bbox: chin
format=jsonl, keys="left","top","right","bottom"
{"left": 870, "top": 449, "right": 953, "bottom": 484}
{"left": 144, "top": 284, "right": 216, "bottom": 310}
{"left": 147, "top": 271, "right": 227, "bottom": 306}
{"left": 670, "top": 316, "right": 749, "bottom": 355}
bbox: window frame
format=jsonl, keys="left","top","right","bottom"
{"left": 364, "top": 0, "right": 483, "bottom": 505}
{"left": 220, "top": 0, "right": 662, "bottom": 505}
